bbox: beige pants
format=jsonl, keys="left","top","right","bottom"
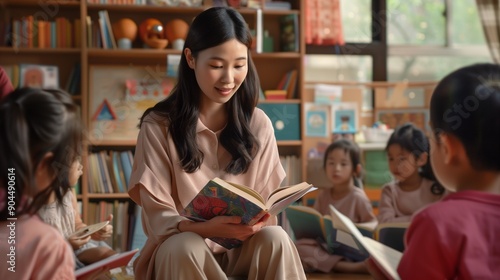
{"left": 154, "top": 226, "right": 307, "bottom": 280}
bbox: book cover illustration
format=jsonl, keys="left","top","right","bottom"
{"left": 182, "top": 180, "right": 266, "bottom": 225}
{"left": 181, "top": 180, "right": 267, "bottom": 249}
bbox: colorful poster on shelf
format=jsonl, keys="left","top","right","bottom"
{"left": 304, "top": 103, "right": 329, "bottom": 137}
{"left": 331, "top": 102, "right": 358, "bottom": 134}
{"left": 89, "top": 65, "right": 175, "bottom": 143}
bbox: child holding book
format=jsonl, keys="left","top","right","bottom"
{"left": 377, "top": 123, "right": 447, "bottom": 224}
{"left": 127, "top": 7, "right": 306, "bottom": 280}
{"left": 367, "top": 63, "right": 500, "bottom": 279}
{"left": 0, "top": 87, "right": 100, "bottom": 279}
{"left": 38, "top": 156, "right": 117, "bottom": 268}
{"left": 296, "top": 139, "right": 377, "bottom": 274}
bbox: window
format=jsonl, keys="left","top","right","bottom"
{"left": 304, "top": 55, "right": 373, "bottom": 110}
{"left": 342, "top": 0, "right": 372, "bottom": 43}
{"left": 388, "top": 0, "right": 492, "bottom": 82}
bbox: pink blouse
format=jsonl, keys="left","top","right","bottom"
{"left": 128, "top": 109, "right": 286, "bottom": 279}
{"left": 0, "top": 215, "right": 74, "bottom": 280}
{"left": 313, "top": 186, "right": 376, "bottom": 223}
{"left": 377, "top": 178, "right": 446, "bottom": 223}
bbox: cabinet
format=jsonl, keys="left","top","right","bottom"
{"left": 0, "top": 0, "right": 306, "bottom": 231}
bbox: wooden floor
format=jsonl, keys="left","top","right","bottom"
{"left": 306, "top": 272, "right": 372, "bottom": 280}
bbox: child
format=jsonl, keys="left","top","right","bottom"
{"left": 377, "top": 123, "right": 447, "bottom": 223}
{"left": 0, "top": 88, "right": 80, "bottom": 278}
{"left": 296, "top": 139, "right": 377, "bottom": 274}
{"left": 127, "top": 7, "right": 306, "bottom": 279}
{"left": 38, "top": 157, "right": 116, "bottom": 268}
{"left": 368, "top": 63, "right": 500, "bottom": 279}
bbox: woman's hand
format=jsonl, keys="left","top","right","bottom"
{"left": 68, "top": 234, "right": 91, "bottom": 251}
{"left": 179, "top": 213, "right": 271, "bottom": 242}
{"left": 91, "top": 214, "right": 113, "bottom": 241}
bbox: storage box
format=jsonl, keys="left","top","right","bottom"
{"left": 257, "top": 103, "right": 300, "bottom": 140}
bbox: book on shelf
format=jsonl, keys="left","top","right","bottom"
{"left": 329, "top": 205, "right": 403, "bottom": 280}
{"left": 180, "top": 177, "right": 315, "bottom": 249}
{"left": 285, "top": 205, "right": 376, "bottom": 262}
{"left": 264, "top": 90, "right": 287, "bottom": 100}
{"left": 280, "top": 14, "right": 299, "bottom": 52}
{"left": 75, "top": 248, "right": 139, "bottom": 280}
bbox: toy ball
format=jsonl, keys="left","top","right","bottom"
{"left": 112, "top": 18, "right": 138, "bottom": 41}
{"left": 164, "top": 19, "right": 189, "bottom": 43}
{"left": 139, "top": 18, "right": 168, "bottom": 49}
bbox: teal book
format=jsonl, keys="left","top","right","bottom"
{"left": 257, "top": 103, "right": 300, "bottom": 140}
{"left": 181, "top": 177, "right": 314, "bottom": 249}
{"left": 285, "top": 205, "right": 376, "bottom": 261}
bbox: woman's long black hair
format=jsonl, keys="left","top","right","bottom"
{"left": 140, "top": 7, "right": 260, "bottom": 174}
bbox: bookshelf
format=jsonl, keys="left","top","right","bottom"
{"left": 0, "top": 0, "right": 306, "bottom": 249}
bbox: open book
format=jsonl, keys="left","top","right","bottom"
{"left": 181, "top": 177, "right": 315, "bottom": 249}
{"left": 285, "top": 205, "right": 376, "bottom": 261}
{"left": 329, "top": 205, "right": 403, "bottom": 280}
{"left": 75, "top": 248, "right": 139, "bottom": 279}
{"left": 69, "top": 221, "right": 109, "bottom": 239}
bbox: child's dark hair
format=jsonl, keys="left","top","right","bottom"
{"left": 323, "top": 139, "right": 362, "bottom": 187}
{"left": 140, "top": 7, "right": 260, "bottom": 175}
{"left": 0, "top": 88, "right": 82, "bottom": 221}
{"left": 430, "top": 63, "right": 500, "bottom": 171}
{"left": 386, "top": 123, "right": 444, "bottom": 194}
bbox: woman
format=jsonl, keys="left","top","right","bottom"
{"left": 128, "top": 6, "right": 306, "bottom": 280}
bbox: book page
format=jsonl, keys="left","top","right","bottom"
{"left": 361, "top": 236, "right": 402, "bottom": 280}
{"left": 213, "top": 177, "right": 266, "bottom": 209}
{"left": 329, "top": 205, "right": 401, "bottom": 280}
{"left": 222, "top": 179, "right": 266, "bottom": 204}
{"left": 70, "top": 221, "right": 109, "bottom": 239}
{"left": 267, "top": 182, "right": 313, "bottom": 205}
{"left": 267, "top": 185, "right": 315, "bottom": 216}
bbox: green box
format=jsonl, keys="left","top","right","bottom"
{"left": 257, "top": 103, "right": 300, "bottom": 140}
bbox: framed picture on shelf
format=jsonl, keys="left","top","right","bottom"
{"left": 304, "top": 103, "right": 329, "bottom": 137}
{"left": 331, "top": 102, "right": 358, "bottom": 134}
{"left": 88, "top": 65, "right": 176, "bottom": 143}
{"left": 376, "top": 108, "right": 430, "bottom": 132}
{"left": 19, "top": 64, "right": 59, "bottom": 89}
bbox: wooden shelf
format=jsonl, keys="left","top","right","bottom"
{"left": 87, "top": 3, "right": 205, "bottom": 13}
{"left": 252, "top": 52, "right": 301, "bottom": 59}
{"left": 87, "top": 193, "right": 130, "bottom": 199}
{"left": 1, "top": 0, "right": 80, "bottom": 8}
{"left": 87, "top": 48, "right": 179, "bottom": 59}
{"left": 259, "top": 99, "right": 301, "bottom": 104}
{"left": 277, "top": 140, "right": 302, "bottom": 146}
{"left": 0, "top": 47, "right": 81, "bottom": 54}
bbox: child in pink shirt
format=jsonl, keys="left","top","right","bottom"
{"left": 0, "top": 88, "right": 80, "bottom": 279}
{"left": 296, "top": 139, "right": 376, "bottom": 274}
{"left": 0, "top": 88, "right": 105, "bottom": 280}
{"left": 377, "top": 123, "right": 447, "bottom": 224}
